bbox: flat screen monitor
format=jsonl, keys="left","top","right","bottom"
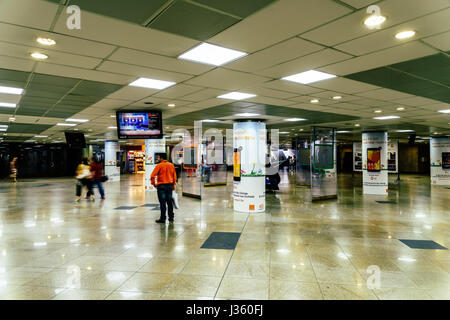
{"left": 116, "top": 110, "right": 163, "bottom": 139}
{"left": 64, "top": 132, "right": 86, "bottom": 148}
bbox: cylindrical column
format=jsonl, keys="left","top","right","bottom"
{"left": 144, "top": 138, "right": 166, "bottom": 191}
{"left": 233, "top": 121, "right": 266, "bottom": 213}
{"left": 362, "top": 131, "right": 388, "bottom": 194}
{"left": 104, "top": 140, "right": 120, "bottom": 182}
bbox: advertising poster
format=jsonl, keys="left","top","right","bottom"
{"left": 145, "top": 138, "right": 166, "bottom": 191}
{"left": 353, "top": 142, "right": 362, "bottom": 172}
{"left": 430, "top": 137, "right": 450, "bottom": 185}
{"left": 388, "top": 141, "right": 398, "bottom": 173}
{"left": 362, "top": 132, "right": 388, "bottom": 195}
{"left": 233, "top": 121, "right": 266, "bottom": 213}
{"left": 105, "top": 141, "right": 120, "bottom": 182}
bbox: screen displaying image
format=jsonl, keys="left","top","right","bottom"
{"left": 442, "top": 152, "right": 450, "bottom": 170}
{"left": 233, "top": 148, "right": 241, "bottom": 181}
{"left": 183, "top": 146, "right": 198, "bottom": 169}
{"left": 367, "top": 148, "right": 381, "bottom": 172}
{"left": 116, "top": 110, "right": 163, "bottom": 139}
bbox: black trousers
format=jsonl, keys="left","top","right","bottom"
{"left": 76, "top": 179, "right": 93, "bottom": 196}
{"left": 157, "top": 184, "right": 174, "bottom": 221}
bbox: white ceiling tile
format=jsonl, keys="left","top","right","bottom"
{"left": 421, "top": 31, "right": 450, "bottom": 51}
{"left": 53, "top": 10, "right": 198, "bottom": 57}
{"left": 309, "top": 77, "right": 379, "bottom": 94}
{"left": 261, "top": 80, "right": 324, "bottom": 95}
{"left": 34, "top": 63, "right": 136, "bottom": 85}
{"left": 97, "top": 60, "right": 193, "bottom": 83}
{"left": 319, "top": 41, "right": 437, "bottom": 75}
{"left": 105, "top": 86, "right": 158, "bottom": 101}
{"left": 339, "top": 0, "right": 378, "bottom": 9}
{"left": 108, "top": 48, "right": 213, "bottom": 75}
{"left": 254, "top": 49, "right": 352, "bottom": 78}
{"left": 209, "top": 0, "right": 351, "bottom": 53}
{"left": 245, "top": 96, "right": 296, "bottom": 106}
{"left": 226, "top": 38, "right": 323, "bottom": 72}
{"left": 0, "top": 0, "right": 58, "bottom": 30}
{"left": 300, "top": 0, "right": 450, "bottom": 46}
{"left": 184, "top": 69, "right": 270, "bottom": 91}
{"left": 355, "top": 88, "right": 414, "bottom": 100}
{"left": 180, "top": 88, "right": 227, "bottom": 102}
{"left": 392, "top": 96, "right": 443, "bottom": 106}
{"left": 0, "top": 23, "right": 116, "bottom": 59}
{"left": 0, "top": 55, "right": 35, "bottom": 72}
{"left": 152, "top": 84, "right": 204, "bottom": 99}
{"left": 0, "top": 42, "right": 102, "bottom": 69}
{"left": 184, "top": 99, "right": 227, "bottom": 110}
{"left": 335, "top": 8, "right": 450, "bottom": 56}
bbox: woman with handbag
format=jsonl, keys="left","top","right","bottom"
{"left": 75, "top": 158, "right": 94, "bottom": 202}
{"left": 86, "top": 157, "right": 106, "bottom": 200}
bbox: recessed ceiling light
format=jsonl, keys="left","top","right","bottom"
{"left": 364, "top": 14, "right": 386, "bottom": 28}
{"left": 217, "top": 92, "right": 256, "bottom": 100}
{"left": 0, "top": 125, "right": 7, "bottom": 128}
{"left": 108, "top": 126, "right": 117, "bottom": 129}
{"left": 374, "top": 115, "right": 400, "bottom": 120}
{"left": 310, "top": 99, "right": 319, "bottom": 103}
{"left": 282, "top": 70, "right": 337, "bottom": 84}
{"left": 396, "top": 107, "right": 405, "bottom": 111}
{"left": 56, "top": 123, "right": 77, "bottom": 127}
{"left": 0, "top": 128, "right": 7, "bottom": 132}
{"left": 31, "top": 52, "right": 48, "bottom": 60}
{"left": 0, "top": 102, "right": 16, "bottom": 108}
{"left": 396, "top": 130, "right": 414, "bottom": 132}
{"left": 0, "top": 86, "right": 23, "bottom": 95}
{"left": 438, "top": 109, "right": 450, "bottom": 114}
{"left": 395, "top": 30, "right": 415, "bottom": 39}
{"left": 36, "top": 37, "right": 56, "bottom": 46}
{"left": 337, "top": 131, "right": 350, "bottom": 133}
{"left": 285, "top": 118, "right": 307, "bottom": 122}
{"left": 34, "top": 135, "right": 48, "bottom": 138}
{"left": 128, "top": 77, "right": 176, "bottom": 90}
{"left": 178, "top": 42, "right": 247, "bottom": 66}
{"left": 332, "top": 96, "right": 342, "bottom": 100}
{"left": 66, "top": 118, "right": 89, "bottom": 123}
{"left": 354, "top": 124, "right": 360, "bottom": 127}
{"left": 168, "top": 103, "right": 176, "bottom": 107}
{"left": 374, "top": 110, "right": 382, "bottom": 113}
{"left": 110, "top": 115, "right": 116, "bottom": 118}
{"left": 299, "top": 129, "right": 304, "bottom": 131}
{"left": 9, "top": 117, "right": 16, "bottom": 121}
{"left": 235, "top": 113, "right": 260, "bottom": 117}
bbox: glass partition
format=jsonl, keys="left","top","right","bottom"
{"left": 296, "top": 139, "right": 311, "bottom": 186}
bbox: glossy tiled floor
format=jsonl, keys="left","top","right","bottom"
{"left": 0, "top": 172, "right": 448, "bottom": 300}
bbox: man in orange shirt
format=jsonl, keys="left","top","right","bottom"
{"left": 151, "top": 153, "right": 177, "bottom": 223}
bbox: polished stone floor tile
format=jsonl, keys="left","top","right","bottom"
{"left": 319, "top": 283, "right": 378, "bottom": 300}
{"left": 269, "top": 280, "right": 323, "bottom": 300}
{"left": 0, "top": 173, "right": 448, "bottom": 300}
{"left": 52, "top": 288, "right": 112, "bottom": 300}
{"left": 216, "top": 277, "right": 269, "bottom": 300}
{"left": 165, "top": 275, "right": 222, "bottom": 297}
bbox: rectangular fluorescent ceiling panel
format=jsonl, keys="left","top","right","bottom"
{"left": 396, "top": 130, "right": 414, "bottom": 132}
{"left": 56, "top": 123, "right": 77, "bottom": 126}
{"left": 66, "top": 118, "right": 89, "bottom": 123}
{"left": 374, "top": 115, "right": 400, "bottom": 120}
{"left": 282, "top": 70, "right": 336, "bottom": 84}
{"left": 285, "top": 118, "right": 307, "bottom": 122}
{"left": 235, "top": 113, "right": 260, "bottom": 117}
{"left": 0, "top": 86, "right": 23, "bottom": 95}
{"left": 178, "top": 43, "right": 247, "bottom": 66}
{"left": 0, "top": 102, "right": 17, "bottom": 108}
{"left": 129, "top": 77, "right": 176, "bottom": 90}
{"left": 202, "top": 119, "right": 220, "bottom": 122}
{"left": 438, "top": 109, "right": 450, "bottom": 113}
{"left": 218, "top": 92, "right": 256, "bottom": 100}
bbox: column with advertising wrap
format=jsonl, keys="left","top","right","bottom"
{"left": 388, "top": 141, "right": 399, "bottom": 173}
{"left": 144, "top": 138, "right": 166, "bottom": 191}
{"left": 353, "top": 142, "right": 362, "bottom": 172}
{"left": 362, "top": 132, "right": 388, "bottom": 195}
{"left": 233, "top": 121, "right": 266, "bottom": 213}
{"left": 104, "top": 141, "right": 120, "bottom": 182}
{"left": 430, "top": 137, "right": 450, "bottom": 185}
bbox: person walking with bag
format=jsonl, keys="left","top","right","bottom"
{"left": 151, "top": 153, "right": 177, "bottom": 223}
{"left": 75, "top": 158, "right": 94, "bottom": 202}
{"left": 87, "top": 157, "right": 106, "bottom": 200}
